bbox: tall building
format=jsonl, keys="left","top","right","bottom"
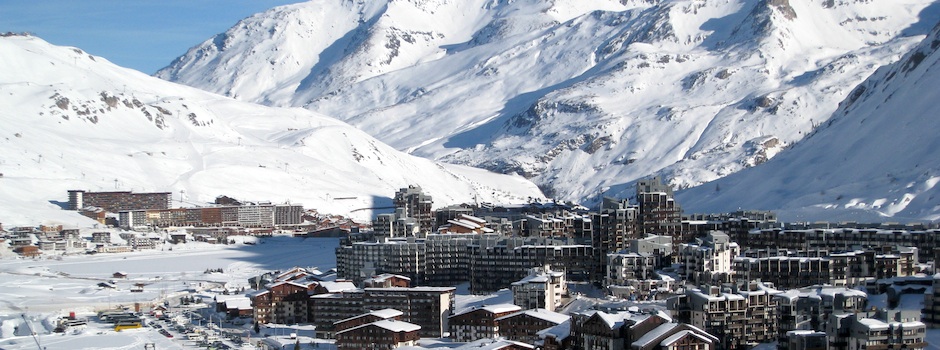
{"left": 591, "top": 197, "right": 638, "bottom": 281}
{"left": 273, "top": 204, "right": 304, "bottom": 226}
{"left": 395, "top": 185, "right": 434, "bottom": 233}
{"left": 635, "top": 177, "right": 683, "bottom": 242}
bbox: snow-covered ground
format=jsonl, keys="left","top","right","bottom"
{"left": 0, "top": 235, "right": 340, "bottom": 349}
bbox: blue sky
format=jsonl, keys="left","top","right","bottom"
{"left": 1, "top": 1, "right": 304, "bottom": 74}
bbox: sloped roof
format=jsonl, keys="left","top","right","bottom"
{"left": 537, "top": 319, "right": 571, "bottom": 341}
{"left": 496, "top": 309, "right": 569, "bottom": 324}
{"left": 334, "top": 308, "right": 404, "bottom": 325}
{"left": 452, "top": 304, "right": 522, "bottom": 318}
{"left": 453, "top": 338, "right": 536, "bottom": 349}
{"left": 660, "top": 330, "right": 715, "bottom": 347}
{"left": 336, "top": 319, "right": 421, "bottom": 335}
{"left": 317, "top": 281, "right": 357, "bottom": 293}
{"left": 633, "top": 323, "right": 679, "bottom": 347}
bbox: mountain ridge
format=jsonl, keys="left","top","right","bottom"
{"left": 156, "top": 0, "right": 940, "bottom": 214}
{"left": 0, "top": 34, "right": 544, "bottom": 226}
{"left": 678, "top": 20, "right": 940, "bottom": 221}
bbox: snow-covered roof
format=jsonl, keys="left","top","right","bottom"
{"left": 777, "top": 285, "right": 867, "bottom": 302}
{"left": 857, "top": 318, "right": 889, "bottom": 330}
{"left": 336, "top": 319, "right": 420, "bottom": 334}
{"left": 660, "top": 330, "right": 714, "bottom": 347}
{"left": 633, "top": 323, "right": 678, "bottom": 347}
{"left": 317, "top": 281, "right": 357, "bottom": 293}
{"left": 537, "top": 320, "right": 570, "bottom": 341}
{"left": 495, "top": 308, "right": 570, "bottom": 324}
{"left": 364, "top": 273, "right": 411, "bottom": 282}
{"left": 223, "top": 297, "right": 252, "bottom": 310}
{"left": 452, "top": 338, "right": 535, "bottom": 349}
{"left": 452, "top": 303, "right": 522, "bottom": 317}
{"left": 365, "top": 286, "right": 455, "bottom": 292}
{"left": 334, "top": 308, "right": 404, "bottom": 325}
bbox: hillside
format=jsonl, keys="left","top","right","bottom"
{"left": 0, "top": 34, "right": 544, "bottom": 226}
{"left": 156, "top": 0, "right": 940, "bottom": 207}
{"left": 678, "top": 21, "right": 940, "bottom": 222}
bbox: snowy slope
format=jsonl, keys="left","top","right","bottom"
{"left": 156, "top": 0, "right": 940, "bottom": 207}
{"left": 0, "top": 34, "right": 544, "bottom": 226}
{"left": 678, "top": 21, "right": 940, "bottom": 222}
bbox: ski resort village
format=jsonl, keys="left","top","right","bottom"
{"left": 3, "top": 179, "right": 940, "bottom": 350}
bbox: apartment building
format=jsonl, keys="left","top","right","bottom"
{"left": 91, "top": 232, "right": 111, "bottom": 244}
{"left": 591, "top": 197, "right": 639, "bottom": 281}
{"left": 635, "top": 177, "right": 684, "bottom": 242}
{"left": 776, "top": 286, "right": 867, "bottom": 348}
{"left": 395, "top": 185, "right": 434, "bottom": 233}
{"left": 511, "top": 265, "right": 567, "bottom": 312}
{"left": 923, "top": 274, "right": 940, "bottom": 327}
{"left": 469, "top": 236, "right": 594, "bottom": 294}
{"left": 337, "top": 233, "right": 594, "bottom": 293}
{"left": 828, "top": 309, "right": 927, "bottom": 350}
{"left": 309, "top": 287, "right": 455, "bottom": 338}
{"left": 273, "top": 204, "right": 304, "bottom": 227}
{"left": 606, "top": 251, "right": 671, "bottom": 301}
{"left": 668, "top": 281, "right": 781, "bottom": 349}
{"left": 67, "top": 190, "right": 171, "bottom": 211}
{"left": 747, "top": 227, "right": 938, "bottom": 263}
{"left": 678, "top": 231, "right": 739, "bottom": 285}
{"left": 734, "top": 247, "right": 918, "bottom": 289}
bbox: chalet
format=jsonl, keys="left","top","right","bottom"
{"left": 449, "top": 304, "right": 522, "bottom": 342}
{"left": 630, "top": 323, "right": 717, "bottom": 350}
{"left": 14, "top": 245, "right": 41, "bottom": 257}
{"left": 496, "top": 308, "right": 570, "bottom": 344}
{"left": 438, "top": 214, "right": 494, "bottom": 234}
{"left": 362, "top": 273, "right": 411, "bottom": 288}
{"left": 453, "top": 338, "right": 535, "bottom": 350}
{"left": 113, "top": 272, "right": 128, "bottom": 279}
{"left": 250, "top": 281, "right": 315, "bottom": 324}
{"left": 335, "top": 319, "right": 420, "bottom": 350}
{"left": 217, "top": 296, "right": 253, "bottom": 319}
{"left": 333, "top": 308, "right": 403, "bottom": 333}
{"left": 169, "top": 233, "right": 187, "bottom": 244}
{"left": 568, "top": 310, "right": 671, "bottom": 350}
{"left": 312, "top": 281, "right": 357, "bottom": 295}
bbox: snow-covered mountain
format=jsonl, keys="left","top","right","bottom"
{"left": 156, "top": 0, "right": 940, "bottom": 207}
{"left": 0, "top": 34, "right": 544, "bottom": 226}
{"left": 678, "top": 20, "right": 940, "bottom": 222}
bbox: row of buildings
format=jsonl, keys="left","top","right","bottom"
{"left": 65, "top": 189, "right": 306, "bottom": 230}
{"left": 116, "top": 202, "right": 304, "bottom": 230}
{"left": 244, "top": 266, "right": 720, "bottom": 350}
{"left": 668, "top": 282, "right": 930, "bottom": 350}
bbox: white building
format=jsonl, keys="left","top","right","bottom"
{"left": 678, "top": 231, "right": 739, "bottom": 285}
{"left": 511, "top": 265, "right": 567, "bottom": 312}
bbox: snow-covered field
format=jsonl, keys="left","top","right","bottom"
{"left": 0, "top": 235, "right": 340, "bottom": 349}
